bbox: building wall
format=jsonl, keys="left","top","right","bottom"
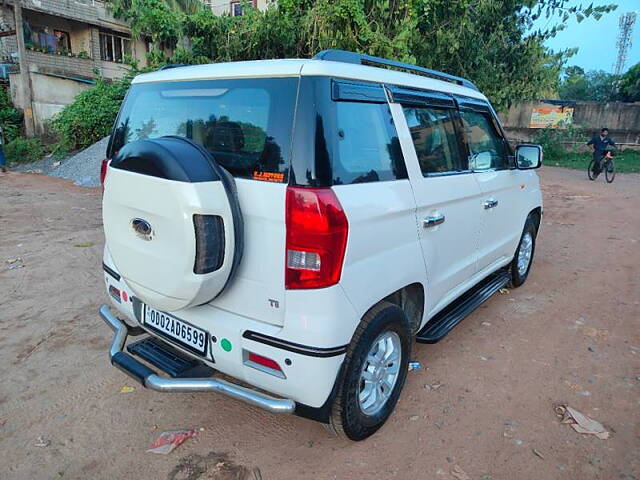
{"left": 25, "top": 49, "right": 95, "bottom": 78}
{"left": 0, "top": 0, "right": 147, "bottom": 136}
{"left": 9, "top": 71, "right": 93, "bottom": 135}
{"left": 500, "top": 101, "right": 640, "bottom": 147}
{"left": 0, "top": 2, "right": 147, "bottom": 76}
{"left": 206, "top": 0, "right": 272, "bottom": 16}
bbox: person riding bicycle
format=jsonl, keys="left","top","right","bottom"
{"left": 587, "top": 128, "right": 615, "bottom": 177}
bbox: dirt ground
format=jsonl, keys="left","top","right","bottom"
{"left": 1, "top": 167, "right": 638, "bottom": 480}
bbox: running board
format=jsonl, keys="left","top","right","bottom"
{"left": 416, "top": 269, "right": 510, "bottom": 343}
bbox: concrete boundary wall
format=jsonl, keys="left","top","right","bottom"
{"left": 500, "top": 100, "right": 640, "bottom": 149}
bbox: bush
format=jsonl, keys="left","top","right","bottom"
{"left": 532, "top": 123, "right": 584, "bottom": 162}
{"left": 0, "top": 86, "right": 23, "bottom": 141}
{"left": 5, "top": 137, "right": 45, "bottom": 164}
{"left": 50, "top": 76, "right": 130, "bottom": 152}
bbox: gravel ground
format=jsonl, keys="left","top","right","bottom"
{"left": 11, "top": 137, "right": 108, "bottom": 187}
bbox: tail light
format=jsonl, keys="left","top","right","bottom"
{"left": 285, "top": 186, "right": 348, "bottom": 289}
{"left": 193, "top": 214, "right": 225, "bottom": 274}
{"left": 100, "top": 158, "right": 109, "bottom": 185}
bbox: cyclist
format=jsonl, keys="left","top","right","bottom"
{"left": 587, "top": 127, "right": 615, "bottom": 178}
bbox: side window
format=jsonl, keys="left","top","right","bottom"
{"left": 332, "top": 102, "right": 406, "bottom": 184}
{"left": 402, "top": 106, "right": 464, "bottom": 176}
{"left": 459, "top": 110, "right": 508, "bottom": 171}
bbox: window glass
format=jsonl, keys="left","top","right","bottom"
{"left": 231, "top": 0, "right": 253, "bottom": 15}
{"left": 402, "top": 106, "right": 463, "bottom": 175}
{"left": 100, "top": 32, "right": 131, "bottom": 63}
{"left": 123, "top": 39, "right": 132, "bottom": 58}
{"left": 25, "top": 24, "right": 70, "bottom": 53}
{"left": 110, "top": 78, "right": 298, "bottom": 182}
{"left": 459, "top": 111, "right": 508, "bottom": 170}
{"left": 331, "top": 102, "right": 406, "bottom": 184}
{"left": 114, "top": 37, "right": 123, "bottom": 62}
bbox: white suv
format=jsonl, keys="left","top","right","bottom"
{"left": 100, "top": 50, "right": 543, "bottom": 441}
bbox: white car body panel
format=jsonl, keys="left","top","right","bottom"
{"left": 332, "top": 180, "right": 424, "bottom": 319}
{"left": 211, "top": 179, "right": 288, "bottom": 327}
{"left": 389, "top": 103, "right": 483, "bottom": 319}
{"left": 474, "top": 169, "right": 529, "bottom": 272}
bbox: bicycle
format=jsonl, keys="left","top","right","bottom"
{"left": 588, "top": 151, "right": 615, "bottom": 183}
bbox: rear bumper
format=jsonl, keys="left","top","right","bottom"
{"left": 100, "top": 304, "right": 295, "bottom": 415}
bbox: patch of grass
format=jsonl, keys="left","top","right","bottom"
{"left": 4, "top": 137, "right": 46, "bottom": 164}
{"left": 546, "top": 150, "right": 640, "bottom": 173}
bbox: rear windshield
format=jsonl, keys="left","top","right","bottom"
{"left": 109, "top": 78, "right": 299, "bottom": 182}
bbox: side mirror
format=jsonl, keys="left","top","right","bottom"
{"left": 514, "top": 144, "right": 543, "bottom": 169}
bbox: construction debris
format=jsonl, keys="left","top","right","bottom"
{"left": 532, "top": 448, "right": 544, "bottom": 459}
{"left": 451, "top": 464, "right": 470, "bottom": 480}
{"left": 147, "top": 429, "right": 197, "bottom": 454}
{"left": 408, "top": 361, "right": 422, "bottom": 371}
{"left": 34, "top": 436, "right": 51, "bottom": 447}
{"left": 555, "top": 405, "right": 610, "bottom": 440}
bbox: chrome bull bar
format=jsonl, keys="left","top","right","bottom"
{"left": 99, "top": 304, "right": 295, "bottom": 415}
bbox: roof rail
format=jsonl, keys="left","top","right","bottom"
{"left": 313, "top": 49, "right": 479, "bottom": 91}
{"left": 158, "top": 64, "right": 190, "bottom": 71}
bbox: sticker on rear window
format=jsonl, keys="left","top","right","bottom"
{"left": 253, "top": 171, "right": 285, "bottom": 183}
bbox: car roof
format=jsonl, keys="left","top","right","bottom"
{"left": 132, "top": 58, "right": 487, "bottom": 101}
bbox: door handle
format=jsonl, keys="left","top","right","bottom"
{"left": 423, "top": 214, "right": 445, "bottom": 228}
{"left": 483, "top": 199, "right": 498, "bottom": 209}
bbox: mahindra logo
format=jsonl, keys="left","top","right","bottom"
{"left": 131, "top": 218, "right": 153, "bottom": 241}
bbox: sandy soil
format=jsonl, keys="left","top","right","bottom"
{"left": 0, "top": 167, "right": 638, "bottom": 480}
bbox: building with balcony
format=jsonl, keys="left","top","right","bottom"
{"left": 202, "top": 0, "right": 271, "bottom": 17}
{"left": 0, "top": 0, "right": 148, "bottom": 134}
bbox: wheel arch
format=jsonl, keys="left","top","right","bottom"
{"left": 528, "top": 206, "right": 542, "bottom": 235}
{"left": 381, "top": 282, "right": 425, "bottom": 335}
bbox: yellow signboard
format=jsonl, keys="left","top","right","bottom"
{"left": 529, "top": 107, "right": 574, "bottom": 129}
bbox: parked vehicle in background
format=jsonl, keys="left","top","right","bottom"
{"left": 99, "top": 50, "right": 543, "bottom": 441}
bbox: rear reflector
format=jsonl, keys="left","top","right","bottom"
{"left": 248, "top": 352, "right": 282, "bottom": 372}
{"left": 108, "top": 285, "right": 121, "bottom": 303}
{"left": 285, "top": 186, "right": 348, "bottom": 289}
{"left": 193, "top": 214, "right": 225, "bottom": 274}
{"left": 100, "top": 158, "right": 109, "bottom": 185}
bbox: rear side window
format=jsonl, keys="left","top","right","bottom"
{"left": 459, "top": 110, "right": 508, "bottom": 171}
{"left": 402, "top": 107, "right": 464, "bottom": 175}
{"left": 289, "top": 77, "right": 406, "bottom": 186}
{"left": 332, "top": 102, "right": 406, "bottom": 184}
{"left": 109, "top": 78, "right": 298, "bottom": 182}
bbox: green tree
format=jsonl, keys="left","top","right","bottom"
{"left": 559, "top": 68, "right": 621, "bottom": 101}
{"left": 619, "top": 63, "right": 640, "bottom": 102}
{"left": 558, "top": 66, "right": 589, "bottom": 99}
{"left": 0, "top": 86, "right": 23, "bottom": 141}
{"left": 107, "top": 0, "right": 615, "bottom": 109}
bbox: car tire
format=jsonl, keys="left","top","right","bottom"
{"left": 508, "top": 217, "right": 537, "bottom": 288}
{"left": 330, "top": 301, "right": 411, "bottom": 441}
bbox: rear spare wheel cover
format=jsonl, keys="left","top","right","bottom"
{"left": 102, "top": 137, "right": 243, "bottom": 311}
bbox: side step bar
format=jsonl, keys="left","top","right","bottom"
{"left": 416, "top": 269, "right": 510, "bottom": 343}
{"left": 99, "top": 304, "right": 295, "bottom": 415}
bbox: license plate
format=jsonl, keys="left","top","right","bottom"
{"left": 143, "top": 305, "right": 208, "bottom": 356}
